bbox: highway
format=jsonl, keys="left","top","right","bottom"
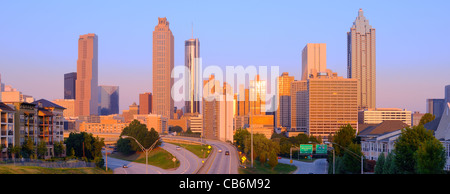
{"left": 105, "top": 141, "right": 202, "bottom": 174}
{"left": 163, "top": 136, "right": 239, "bottom": 174}
{"left": 278, "top": 158, "right": 328, "bottom": 174}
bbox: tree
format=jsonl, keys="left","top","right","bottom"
{"left": 169, "top": 126, "right": 183, "bottom": 133}
{"left": 419, "top": 113, "right": 435, "bottom": 126}
{"left": 415, "top": 138, "right": 446, "bottom": 174}
{"left": 53, "top": 141, "right": 65, "bottom": 158}
{"left": 393, "top": 125, "right": 436, "bottom": 174}
{"left": 331, "top": 124, "right": 357, "bottom": 157}
{"left": 383, "top": 152, "right": 398, "bottom": 174}
{"left": 117, "top": 120, "right": 161, "bottom": 154}
{"left": 374, "top": 153, "right": 385, "bottom": 174}
{"left": 65, "top": 132, "right": 105, "bottom": 160}
{"left": 340, "top": 142, "right": 363, "bottom": 174}
{"left": 21, "top": 137, "right": 35, "bottom": 158}
{"left": 233, "top": 128, "right": 250, "bottom": 151}
{"left": 268, "top": 152, "right": 278, "bottom": 169}
{"left": 37, "top": 141, "right": 48, "bottom": 159}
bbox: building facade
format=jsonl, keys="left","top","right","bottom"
{"left": 64, "top": 72, "right": 77, "bottom": 100}
{"left": 0, "top": 102, "right": 15, "bottom": 157}
{"left": 98, "top": 85, "right": 119, "bottom": 115}
{"left": 185, "top": 38, "right": 201, "bottom": 114}
{"left": 276, "top": 72, "right": 295, "bottom": 129}
{"left": 302, "top": 43, "right": 327, "bottom": 80}
{"left": 347, "top": 8, "right": 376, "bottom": 110}
{"left": 75, "top": 33, "right": 98, "bottom": 116}
{"left": 152, "top": 17, "right": 174, "bottom": 119}
{"left": 358, "top": 108, "right": 412, "bottom": 127}
{"left": 139, "top": 92, "right": 152, "bottom": 115}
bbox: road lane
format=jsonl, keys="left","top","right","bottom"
{"left": 278, "top": 158, "right": 328, "bottom": 174}
{"left": 106, "top": 142, "right": 201, "bottom": 174}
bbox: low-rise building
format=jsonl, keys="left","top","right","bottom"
{"left": 0, "top": 102, "right": 15, "bottom": 157}
{"left": 359, "top": 120, "right": 409, "bottom": 161}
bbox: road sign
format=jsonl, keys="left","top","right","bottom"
{"left": 300, "top": 144, "right": 313, "bottom": 154}
{"left": 241, "top": 156, "right": 247, "bottom": 163}
{"left": 316, "top": 144, "right": 328, "bottom": 154}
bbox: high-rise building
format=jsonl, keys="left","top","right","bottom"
{"left": 139, "top": 92, "right": 152, "bottom": 115}
{"left": 249, "top": 75, "right": 266, "bottom": 115}
{"left": 426, "top": 98, "right": 445, "bottom": 118}
{"left": 291, "top": 70, "right": 358, "bottom": 141}
{"left": 276, "top": 72, "right": 295, "bottom": 129}
{"left": 347, "top": 8, "right": 376, "bottom": 110}
{"left": 98, "top": 85, "right": 119, "bottom": 115}
{"left": 202, "top": 75, "right": 233, "bottom": 142}
{"left": 152, "top": 17, "right": 174, "bottom": 119}
{"left": 75, "top": 33, "right": 98, "bottom": 116}
{"left": 301, "top": 43, "right": 327, "bottom": 80}
{"left": 64, "top": 72, "right": 77, "bottom": 99}
{"left": 52, "top": 99, "right": 75, "bottom": 118}
{"left": 185, "top": 38, "right": 201, "bottom": 114}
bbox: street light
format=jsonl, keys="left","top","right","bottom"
{"left": 324, "top": 141, "right": 364, "bottom": 174}
{"left": 121, "top": 135, "right": 160, "bottom": 174}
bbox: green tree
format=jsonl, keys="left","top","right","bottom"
{"left": 37, "top": 141, "right": 48, "bottom": 159}
{"left": 65, "top": 132, "right": 105, "bottom": 160}
{"left": 21, "top": 137, "right": 35, "bottom": 158}
{"left": 415, "top": 138, "right": 446, "bottom": 174}
{"left": 233, "top": 128, "right": 250, "bottom": 151}
{"left": 53, "top": 141, "right": 65, "bottom": 158}
{"left": 340, "top": 142, "right": 363, "bottom": 174}
{"left": 268, "top": 152, "right": 278, "bottom": 169}
{"left": 418, "top": 113, "right": 435, "bottom": 126}
{"left": 331, "top": 124, "right": 357, "bottom": 157}
{"left": 117, "top": 120, "right": 161, "bottom": 154}
{"left": 374, "top": 152, "right": 385, "bottom": 174}
{"left": 383, "top": 152, "right": 398, "bottom": 174}
{"left": 393, "top": 125, "right": 436, "bottom": 174}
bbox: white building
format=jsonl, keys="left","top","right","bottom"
{"left": 359, "top": 120, "right": 409, "bottom": 160}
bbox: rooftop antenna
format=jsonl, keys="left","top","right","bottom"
{"left": 191, "top": 22, "right": 194, "bottom": 39}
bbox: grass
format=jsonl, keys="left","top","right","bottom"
{"left": 170, "top": 143, "right": 211, "bottom": 158}
{"left": 110, "top": 147, "right": 180, "bottom": 169}
{"left": 238, "top": 160, "right": 297, "bottom": 174}
{"left": 0, "top": 165, "right": 112, "bottom": 174}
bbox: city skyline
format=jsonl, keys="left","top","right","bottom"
{"left": 1, "top": 1, "right": 450, "bottom": 113}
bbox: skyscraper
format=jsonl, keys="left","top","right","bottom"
{"left": 291, "top": 70, "right": 358, "bottom": 141}
{"left": 347, "top": 8, "right": 376, "bottom": 110}
{"left": 276, "top": 72, "right": 294, "bottom": 128}
{"left": 152, "top": 17, "right": 174, "bottom": 119}
{"left": 64, "top": 72, "right": 77, "bottom": 99}
{"left": 98, "top": 85, "right": 119, "bottom": 115}
{"left": 75, "top": 33, "right": 98, "bottom": 116}
{"left": 139, "top": 92, "right": 152, "bottom": 115}
{"left": 185, "top": 38, "right": 200, "bottom": 114}
{"left": 301, "top": 43, "right": 327, "bottom": 80}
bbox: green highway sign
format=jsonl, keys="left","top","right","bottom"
{"left": 300, "top": 144, "right": 313, "bottom": 154}
{"left": 316, "top": 144, "right": 328, "bottom": 154}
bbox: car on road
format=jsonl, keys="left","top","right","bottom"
{"left": 123, "top": 164, "right": 128, "bottom": 168}
{"left": 225, "top": 151, "right": 230, "bottom": 155}
{"left": 218, "top": 149, "right": 222, "bottom": 153}
{"left": 176, "top": 146, "right": 181, "bottom": 150}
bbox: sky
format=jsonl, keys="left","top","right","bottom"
{"left": 0, "top": 0, "right": 449, "bottom": 113}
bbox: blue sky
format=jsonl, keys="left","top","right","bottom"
{"left": 1, "top": 0, "right": 449, "bottom": 112}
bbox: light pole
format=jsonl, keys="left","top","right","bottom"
{"left": 121, "top": 135, "right": 160, "bottom": 174}
{"left": 325, "top": 141, "right": 363, "bottom": 174}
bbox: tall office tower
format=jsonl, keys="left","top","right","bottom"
{"left": 291, "top": 70, "right": 358, "bottom": 141}
{"left": 237, "top": 84, "right": 249, "bottom": 116}
{"left": 152, "top": 17, "right": 174, "bottom": 119}
{"left": 276, "top": 72, "right": 295, "bottom": 128}
{"left": 426, "top": 98, "right": 445, "bottom": 118}
{"left": 202, "top": 75, "right": 233, "bottom": 142}
{"left": 139, "top": 92, "right": 152, "bottom": 114}
{"left": 184, "top": 38, "right": 200, "bottom": 114}
{"left": 75, "top": 33, "right": 98, "bottom": 116}
{"left": 249, "top": 75, "right": 266, "bottom": 115}
{"left": 347, "top": 8, "right": 376, "bottom": 110}
{"left": 64, "top": 72, "right": 77, "bottom": 99}
{"left": 98, "top": 85, "right": 119, "bottom": 115}
{"left": 301, "top": 43, "right": 327, "bottom": 80}
{"left": 445, "top": 85, "right": 450, "bottom": 105}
